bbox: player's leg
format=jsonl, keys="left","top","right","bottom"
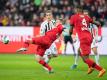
{"left": 69, "top": 36, "right": 78, "bottom": 69}
{"left": 43, "top": 43, "right": 58, "bottom": 64}
{"left": 71, "top": 48, "right": 80, "bottom": 69}
{"left": 35, "top": 54, "right": 53, "bottom": 73}
{"left": 35, "top": 46, "right": 53, "bottom": 73}
{"left": 17, "top": 36, "right": 49, "bottom": 52}
{"left": 16, "top": 39, "right": 32, "bottom": 52}
{"left": 63, "top": 36, "right": 68, "bottom": 55}
{"left": 69, "top": 36, "right": 76, "bottom": 55}
{"left": 92, "top": 47, "right": 99, "bottom": 65}
{"left": 91, "top": 41, "right": 99, "bottom": 65}
{"left": 50, "top": 43, "right": 58, "bottom": 57}
{"left": 80, "top": 43, "right": 106, "bottom": 77}
{"left": 43, "top": 49, "right": 52, "bottom": 63}
{"left": 64, "top": 43, "right": 67, "bottom": 55}
{"left": 71, "top": 38, "right": 80, "bottom": 69}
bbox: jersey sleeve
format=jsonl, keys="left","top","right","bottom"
{"left": 40, "top": 23, "right": 46, "bottom": 36}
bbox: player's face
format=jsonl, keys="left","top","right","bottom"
{"left": 45, "top": 13, "right": 53, "bottom": 21}
{"left": 83, "top": 11, "right": 89, "bottom": 16}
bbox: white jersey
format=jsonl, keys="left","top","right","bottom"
{"left": 89, "top": 24, "right": 98, "bottom": 48}
{"left": 40, "top": 20, "right": 56, "bottom": 36}
{"left": 89, "top": 24, "right": 98, "bottom": 39}
{"left": 40, "top": 20, "right": 58, "bottom": 55}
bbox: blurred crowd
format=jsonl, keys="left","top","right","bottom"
{"left": 0, "top": 0, "right": 107, "bottom": 26}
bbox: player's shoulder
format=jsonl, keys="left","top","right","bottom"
{"left": 84, "top": 15, "right": 91, "bottom": 19}
{"left": 40, "top": 20, "right": 48, "bottom": 27}
{"left": 71, "top": 14, "right": 81, "bottom": 19}
{"left": 70, "top": 14, "right": 76, "bottom": 17}
{"left": 41, "top": 20, "right": 48, "bottom": 25}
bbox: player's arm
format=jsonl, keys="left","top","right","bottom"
{"left": 69, "top": 15, "right": 75, "bottom": 35}
{"left": 70, "top": 24, "right": 74, "bottom": 35}
{"left": 40, "top": 23, "right": 46, "bottom": 36}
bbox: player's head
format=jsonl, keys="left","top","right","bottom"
{"left": 83, "top": 10, "right": 89, "bottom": 16}
{"left": 44, "top": 10, "right": 53, "bottom": 21}
{"left": 74, "top": 6, "right": 83, "bottom": 14}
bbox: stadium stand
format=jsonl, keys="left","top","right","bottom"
{"left": 0, "top": 0, "right": 107, "bottom": 26}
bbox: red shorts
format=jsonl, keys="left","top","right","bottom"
{"left": 32, "top": 36, "right": 52, "bottom": 57}
{"left": 80, "top": 37, "right": 92, "bottom": 56}
{"left": 35, "top": 45, "right": 47, "bottom": 56}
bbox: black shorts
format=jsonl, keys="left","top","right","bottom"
{"left": 64, "top": 36, "right": 73, "bottom": 44}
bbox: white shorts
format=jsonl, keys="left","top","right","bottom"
{"left": 44, "top": 42, "right": 58, "bottom": 55}
{"left": 91, "top": 39, "right": 98, "bottom": 48}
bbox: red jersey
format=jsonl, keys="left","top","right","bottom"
{"left": 45, "top": 24, "right": 63, "bottom": 42}
{"left": 70, "top": 13, "right": 93, "bottom": 40}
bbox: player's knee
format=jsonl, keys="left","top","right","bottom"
{"left": 81, "top": 55, "right": 89, "bottom": 62}
{"left": 35, "top": 55, "right": 42, "bottom": 62}
{"left": 92, "top": 48, "right": 98, "bottom": 55}
{"left": 52, "top": 54, "right": 58, "bottom": 57}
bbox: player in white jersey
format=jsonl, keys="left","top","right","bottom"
{"left": 40, "top": 10, "right": 58, "bottom": 64}
{"left": 84, "top": 10, "right": 100, "bottom": 65}
{"left": 90, "top": 23, "right": 99, "bottom": 65}
{"left": 71, "top": 10, "right": 100, "bottom": 69}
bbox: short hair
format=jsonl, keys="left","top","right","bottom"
{"left": 76, "top": 6, "right": 83, "bottom": 9}
{"left": 75, "top": 6, "right": 83, "bottom": 12}
{"left": 44, "top": 10, "right": 52, "bottom": 16}
{"left": 83, "top": 9, "right": 90, "bottom": 16}
{"left": 83, "top": 9, "right": 89, "bottom": 13}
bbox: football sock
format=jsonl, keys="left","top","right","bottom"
{"left": 39, "top": 60, "right": 52, "bottom": 71}
{"left": 94, "top": 64, "right": 102, "bottom": 71}
{"left": 85, "top": 58, "right": 102, "bottom": 71}
{"left": 85, "top": 58, "right": 95, "bottom": 68}
{"left": 43, "top": 55, "right": 50, "bottom": 63}
{"left": 74, "top": 53, "right": 79, "bottom": 65}
{"left": 95, "top": 54, "right": 99, "bottom": 65}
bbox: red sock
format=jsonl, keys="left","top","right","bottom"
{"left": 85, "top": 59, "right": 95, "bottom": 68}
{"left": 39, "top": 60, "right": 52, "bottom": 71}
{"left": 94, "top": 64, "right": 103, "bottom": 71}
{"left": 85, "top": 59, "right": 103, "bottom": 71}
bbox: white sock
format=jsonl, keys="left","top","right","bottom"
{"left": 95, "top": 54, "right": 99, "bottom": 65}
{"left": 74, "top": 53, "right": 79, "bottom": 65}
{"left": 43, "top": 55, "right": 50, "bottom": 63}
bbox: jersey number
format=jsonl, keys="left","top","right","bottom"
{"left": 82, "top": 18, "right": 87, "bottom": 27}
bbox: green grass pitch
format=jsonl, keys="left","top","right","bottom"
{"left": 0, "top": 54, "right": 107, "bottom": 80}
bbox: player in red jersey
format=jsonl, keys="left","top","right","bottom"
{"left": 17, "top": 20, "right": 63, "bottom": 73}
{"left": 70, "top": 6, "right": 106, "bottom": 77}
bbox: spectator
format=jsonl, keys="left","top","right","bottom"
{"left": 0, "top": 0, "right": 106, "bottom": 26}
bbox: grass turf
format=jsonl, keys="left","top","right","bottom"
{"left": 0, "top": 54, "right": 107, "bottom": 80}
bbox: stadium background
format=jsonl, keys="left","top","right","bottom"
{"left": 0, "top": 27, "right": 107, "bottom": 55}
{"left": 0, "top": 0, "right": 107, "bottom": 55}
{"left": 0, "top": 0, "right": 107, "bottom": 80}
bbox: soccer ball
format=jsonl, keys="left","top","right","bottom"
{"left": 2, "top": 36, "right": 9, "bottom": 44}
